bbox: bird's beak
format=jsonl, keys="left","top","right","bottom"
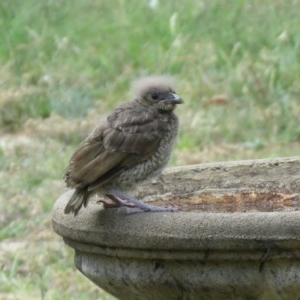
{"left": 166, "top": 93, "right": 183, "bottom": 104}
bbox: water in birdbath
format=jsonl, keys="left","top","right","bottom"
{"left": 142, "top": 190, "right": 300, "bottom": 213}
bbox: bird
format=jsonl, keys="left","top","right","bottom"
{"left": 64, "top": 75, "right": 183, "bottom": 215}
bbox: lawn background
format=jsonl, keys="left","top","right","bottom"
{"left": 1, "top": 0, "right": 300, "bottom": 299}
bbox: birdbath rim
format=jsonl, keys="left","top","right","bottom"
{"left": 52, "top": 157, "right": 300, "bottom": 254}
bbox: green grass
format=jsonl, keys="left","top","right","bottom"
{"left": 1, "top": 0, "right": 300, "bottom": 299}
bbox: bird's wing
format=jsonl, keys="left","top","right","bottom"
{"left": 65, "top": 102, "right": 165, "bottom": 190}
{"left": 64, "top": 136, "right": 128, "bottom": 189}
{"left": 104, "top": 102, "right": 165, "bottom": 155}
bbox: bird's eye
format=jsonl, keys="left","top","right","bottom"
{"left": 151, "top": 93, "right": 159, "bottom": 100}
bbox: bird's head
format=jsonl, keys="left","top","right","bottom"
{"left": 132, "top": 75, "right": 183, "bottom": 112}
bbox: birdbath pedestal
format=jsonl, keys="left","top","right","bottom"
{"left": 52, "top": 157, "right": 300, "bottom": 300}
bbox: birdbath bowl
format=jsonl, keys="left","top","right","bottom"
{"left": 52, "top": 157, "right": 300, "bottom": 299}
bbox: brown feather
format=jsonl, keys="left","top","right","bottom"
{"left": 64, "top": 103, "right": 165, "bottom": 189}
{"left": 64, "top": 75, "right": 182, "bottom": 215}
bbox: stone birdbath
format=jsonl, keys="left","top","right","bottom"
{"left": 52, "top": 157, "right": 300, "bottom": 299}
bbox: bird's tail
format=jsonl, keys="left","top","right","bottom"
{"left": 64, "top": 188, "right": 89, "bottom": 215}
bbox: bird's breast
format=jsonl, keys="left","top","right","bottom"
{"left": 115, "top": 115, "right": 179, "bottom": 188}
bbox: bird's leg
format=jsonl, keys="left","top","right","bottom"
{"left": 98, "top": 194, "right": 136, "bottom": 209}
{"left": 106, "top": 188, "right": 178, "bottom": 214}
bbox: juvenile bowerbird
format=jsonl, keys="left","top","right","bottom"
{"left": 64, "top": 75, "right": 183, "bottom": 215}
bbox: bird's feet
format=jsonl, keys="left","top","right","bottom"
{"left": 98, "top": 194, "right": 136, "bottom": 209}
{"left": 103, "top": 189, "right": 179, "bottom": 214}
{"left": 122, "top": 204, "right": 179, "bottom": 215}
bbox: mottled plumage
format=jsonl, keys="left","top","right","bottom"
{"left": 64, "top": 75, "right": 183, "bottom": 215}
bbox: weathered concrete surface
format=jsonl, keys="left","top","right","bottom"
{"left": 52, "top": 157, "right": 300, "bottom": 300}
{"left": 74, "top": 253, "right": 300, "bottom": 300}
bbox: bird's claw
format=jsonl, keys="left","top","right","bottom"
{"left": 104, "top": 189, "right": 179, "bottom": 214}
{"left": 124, "top": 205, "right": 179, "bottom": 215}
{"left": 98, "top": 197, "right": 136, "bottom": 209}
{"left": 97, "top": 199, "right": 122, "bottom": 208}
